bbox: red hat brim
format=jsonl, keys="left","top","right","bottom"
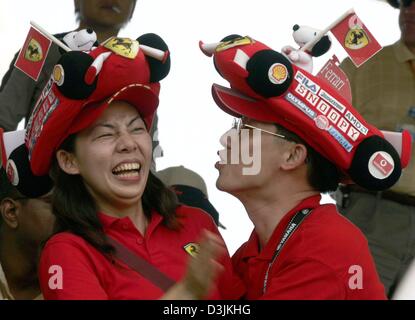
{"left": 68, "top": 83, "right": 159, "bottom": 137}
{"left": 211, "top": 84, "right": 278, "bottom": 123}
{"left": 30, "top": 83, "right": 159, "bottom": 176}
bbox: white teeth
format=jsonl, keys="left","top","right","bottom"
{"left": 117, "top": 171, "right": 139, "bottom": 178}
{"left": 112, "top": 163, "right": 141, "bottom": 174}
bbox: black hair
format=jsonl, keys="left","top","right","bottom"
{"left": 274, "top": 124, "right": 342, "bottom": 193}
{"left": 49, "top": 133, "right": 180, "bottom": 257}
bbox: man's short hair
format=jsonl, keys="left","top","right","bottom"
{"left": 275, "top": 124, "right": 342, "bottom": 193}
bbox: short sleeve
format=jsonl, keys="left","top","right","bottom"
{"left": 39, "top": 236, "right": 109, "bottom": 300}
{"left": 261, "top": 258, "right": 345, "bottom": 300}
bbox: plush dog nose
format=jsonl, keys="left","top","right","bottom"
{"left": 87, "top": 28, "right": 94, "bottom": 34}
{"left": 293, "top": 24, "right": 300, "bottom": 31}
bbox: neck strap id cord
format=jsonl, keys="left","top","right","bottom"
{"left": 262, "top": 208, "right": 313, "bottom": 295}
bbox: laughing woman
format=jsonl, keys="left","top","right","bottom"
{"left": 27, "top": 35, "right": 243, "bottom": 300}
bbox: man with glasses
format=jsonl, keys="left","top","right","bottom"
{"left": 204, "top": 34, "right": 390, "bottom": 298}
{"left": 0, "top": 169, "right": 54, "bottom": 300}
{"left": 337, "top": 0, "right": 415, "bottom": 297}
{"left": 214, "top": 115, "right": 386, "bottom": 299}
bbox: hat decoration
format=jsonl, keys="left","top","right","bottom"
{"left": 200, "top": 35, "right": 412, "bottom": 191}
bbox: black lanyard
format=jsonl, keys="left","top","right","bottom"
{"left": 262, "top": 208, "right": 312, "bottom": 294}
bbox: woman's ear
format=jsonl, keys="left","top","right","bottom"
{"left": 281, "top": 143, "right": 308, "bottom": 171}
{"left": 56, "top": 150, "right": 80, "bottom": 175}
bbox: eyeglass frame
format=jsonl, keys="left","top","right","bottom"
{"left": 232, "top": 118, "right": 287, "bottom": 140}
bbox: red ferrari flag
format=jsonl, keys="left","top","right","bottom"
{"left": 14, "top": 26, "right": 52, "bottom": 81}
{"left": 330, "top": 11, "right": 382, "bottom": 67}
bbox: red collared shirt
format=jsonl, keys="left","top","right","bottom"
{"left": 232, "top": 195, "right": 386, "bottom": 300}
{"left": 39, "top": 205, "right": 244, "bottom": 300}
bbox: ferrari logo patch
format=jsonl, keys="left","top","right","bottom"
{"left": 103, "top": 37, "right": 139, "bottom": 59}
{"left": 25, "top": 38, "right": 43, "bottom": 62}
{"left": 183, "top": 243, "right": 200, "bottom": 257}
{"left": 345, "top": 26, "right": 369, "bottom": 50}
{"left": 216, "top": 36, "right": 253, "bottom": 53}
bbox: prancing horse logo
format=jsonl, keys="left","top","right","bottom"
{"left": 183, "top": 243, "right": 200, "bottom": 257}
{"left": 103, "top": 36, "right": 139, "bottom": 59}
{"left": 25, "top": 38, "right": 43, "bottom": 62}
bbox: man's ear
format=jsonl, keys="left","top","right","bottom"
{"left": 56, "top": 150, "right": 80, "bottom": 175}
{"left": 0, "top": 199, "right": 20, "bottom": 229}
{"left": 281, "top": 143, "right": 308, "bottom": 171}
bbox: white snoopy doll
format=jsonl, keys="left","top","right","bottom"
{"left": 282, "top": 24, "right": 332, "bottom": 73}
{"left": 62, "top": 28, "right": 97, "bottom": 52}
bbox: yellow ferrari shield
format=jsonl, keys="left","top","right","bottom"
{"left": 25, "top": 38, "right": 43, "bottom": 62}
{"left": 345, "top": 27, "right": 369, "bottom": 50}
{"left": 103, "top": 37, "right": 139, "bottom": 59}
{"left": 183, "top": 243, "right": 200, "bottom": 257}
{"left": 216, "top": 36, "right": 253, "bottom": 53}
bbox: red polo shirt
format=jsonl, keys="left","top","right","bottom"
{"left": 39, "top": 205, "right": 244, "bottom": 300}
{"left": 232, "top": 195, "right": 386, "bottom": 300}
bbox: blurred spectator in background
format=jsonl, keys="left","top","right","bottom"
{"left": 0, "top": 169, "right": 54, "bottom": 300}
{"left": 336, "top": 0, "right": 415, "bottom": 297}
{"left": 0, "top": 0, "right": 137, "bottom": 132}
{"left": 156, "top": 165, "right": 226, "bottom": 228}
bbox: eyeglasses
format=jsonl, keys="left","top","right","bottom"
{"left": 232, "top": 118, "right": 287, "bottom": 140}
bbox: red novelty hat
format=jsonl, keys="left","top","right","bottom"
{"left": 26, "top": 34, "right": 170, "bottom": 176}
{"left": 201, "top": 35, "right": 412, "bottom": 191}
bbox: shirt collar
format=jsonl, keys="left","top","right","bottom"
{"left": 240, "top": 194, "right": 322, "bottom": 261}
{"left": 394, "top": 40, "right": 415, "bottom": 63}
{"left": 98, "top": 209, "right": 164, "bottom": 236}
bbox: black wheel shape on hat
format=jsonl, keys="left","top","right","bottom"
{"left": 246, "top": 50, "right": 294, "bottom": 98}
{"left": 137, "top": 33, "right": 171, "bottom": 82}
{"left": 55, "top": 51, "right": 97, "bottom": 100}
{"left": 348, "top": 136, "right": 402, "bottom": 191}
{"left": 9, "top": 144, "right": 53, "bottom": 198}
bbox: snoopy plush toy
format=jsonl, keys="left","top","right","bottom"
{"left": 282, "top": 24, "right": 332, "bottom": 73}
{"left": 62, "top": 28, "right": 98, "bottom": 52}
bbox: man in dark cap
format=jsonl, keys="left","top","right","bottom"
{"left": 0, "top": 169, "right": 53, "bottom": 300}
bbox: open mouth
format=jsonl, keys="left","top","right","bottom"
{"left": 112, "top": 162, "right": 141, "bottom": 178}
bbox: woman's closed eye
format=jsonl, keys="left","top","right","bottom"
{"left": 131, "top": 126, "right": 146, "bottom": 134}
{"left": 94, "top": 131, "right": 115, "bottom": 140}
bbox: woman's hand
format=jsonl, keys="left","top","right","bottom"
{"left": 161, "top": 230, "right": 225, "bottom": 300}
